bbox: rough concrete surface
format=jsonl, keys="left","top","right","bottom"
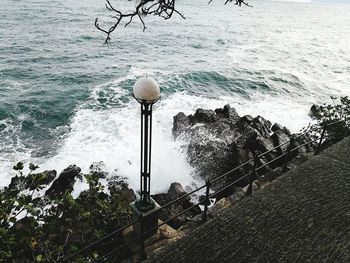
{"left": 145, "top": 137, "right": 350, "bottom": 263}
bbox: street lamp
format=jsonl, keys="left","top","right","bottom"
{"left": 132, "top": 77, "right": 160, "bottom": 212}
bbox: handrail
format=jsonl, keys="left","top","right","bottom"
{"left": 211, "top": 158, "right": 253, "bottom": 184}
{"left": 210, "top": 131, "right": 308, "bottom": 185}
{"left": 257, "top": 132, "right": 307, "bottom": 159}
{"left": 322, "top": 119, "right": 346, "bottom": 126}
{"left": 92, "top": 235, "right": 141, "bottom": 263}
{"left": 210, "top": 172, "right": 251, "bottom": 199}
{"left": 256, "top": 139, "right": 315, "bottom": 172}
{"left": 161, "top": 184, "right": 207, "bottom": 210}
{"left": 59, "top": 218, "right": 140, "bottom": 263}
{"left": 145, "top": 202, "right": 200, "bottom": 237}
{"left": 59, "top": 119, "right": 347, "bottom": 262}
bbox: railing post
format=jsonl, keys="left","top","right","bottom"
{"left": 202, "top": 180, "right": 211, "bottom": 222}
{"left": 315, "top": 124, "right": 328, "bottom": 155}
{"left": 283, "top": 136, "right": 294, "bottom": 172}
{"left": 139, "top": 213, "right": 146, "bottom": 260}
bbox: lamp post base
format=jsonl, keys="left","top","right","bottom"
{"left": 134, "top": 198, "right": 156, "bottom": 212}
{"left": 130, "top": 198, "right": 161, "bottom": 238}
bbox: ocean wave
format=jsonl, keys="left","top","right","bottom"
{"left": 1, "top": 0, "right": 349, "bottom": 191}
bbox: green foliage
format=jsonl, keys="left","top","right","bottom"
{"left": 304, "top": 96, "right": 350, "bottom": 148}
{"left": 0, "top": 164, "right": 133, "bottom": 262}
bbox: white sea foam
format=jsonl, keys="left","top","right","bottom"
{"left": 0, "top": 73, "right": 313, "bottom": 191}
{"left": 38, "top": 99, "right": 196, "bottom": 194}
{"left": 37, "top": 83, "right": 311, "bottom": 193}
{"left": 3, "top": 0, "right": 349, "bottom": 191}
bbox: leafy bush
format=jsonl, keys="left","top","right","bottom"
{"left": 0, "top": 163, "right": 134, "bottom": 262}
{"left": 304, "top": 96, "right": 350, "bottom": 149}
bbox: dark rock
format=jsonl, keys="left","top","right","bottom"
{"left": 187, "top": 140, "right": 241, "bottom": 186}
{"left": 251, "top": 116, "right": 272, "bottom": 137}
{"left": 173, "top": 112, "right": 191, "bottom": 137}
{"left": 152, "top": 184, "right": 201, "bottom": 229}
{"left": 292, "top": 134, "right": 315, "bottom": 154}
{"left": 283, "top": 127, "right": 292, "bottom": 136}
{"left": 227, "top": 107, "right": 240, "bottom": 120}
{"left": 38, "top": 170, "right": 57, "bottom": 185}
{"left": 244, "top": 131, "right": 275, "bottom": 155}
{"left": 152, "top": 192, "right": 200, "bottom": 229}
{"left": 309, "top": 104, "right": 321, "bottom": 118}
{"left": 215, "top": 104, "right": 239, "bottom": 120}
{"left": 240, "top": 115, "right": 254, "bottom": 124}
{"left": 192, "top": 109, "right": 216, "bottom": 123}
{"left": 271, "top": 122, "right": 292, "bottom": 136}
{"left": 271, "top": 130, "right": 291, "bottom": 156}
{"left": 7, "top": 175, "right": 25, "bottom": 194}
{"left": 172, "top": 105, "right": 303, "bottom": 192}
{"left": 152, "top": 193, "right": 171, "bottom": 206}
{"left": 215, "top": 104, "right": 231, "bottom": 118}
{"left": 271, "top": 123, "right": 283, "bottom": 132}
{"left": 45, "top": 165, "right": 81, "bottom": 198}
{"left": 168, "top": 182, "right": 190, "bottom": 202}
{"left": 120, "top": 185, "right": 136, "bottom": 203}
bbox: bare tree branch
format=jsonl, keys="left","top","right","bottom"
{"left": 95, "top": 0, "right": 252, "bottom": 43}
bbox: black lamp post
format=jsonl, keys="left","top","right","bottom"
{"left": 132, "top": 77, "right": 160, "bottom": 212}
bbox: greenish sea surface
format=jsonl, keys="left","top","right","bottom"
{"left": 0, "top": 0, "right": 349, "bottom": 192}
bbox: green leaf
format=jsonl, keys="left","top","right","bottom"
{"left": 29, "top": 163, "right": 39, "bottom": 171}
{"left": 13, "top": 162, "right": 24, "bottom": 171}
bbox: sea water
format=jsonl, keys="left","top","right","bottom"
{"left": 0, "top": 0, "right": 349, "bottom": 192}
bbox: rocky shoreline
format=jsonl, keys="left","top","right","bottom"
{"left": 3, "top": 99, "right": 347, "bottom": 262}
{"left": 173, "top": 104, "right": 313, "bottom": 186}
{"left": 151, "top": 104, "right": 315, "bottom": 229}
{"left": 2, "top": 104, "right": 321, "bottom": 262}
{"left": 21, "top": 104, "right": 315, "bottom": 231}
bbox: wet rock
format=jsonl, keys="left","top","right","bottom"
{"left": 271, "top": 123, "right": 283, "bottom": 132}
{"left": 168, "top": 182, "right": 191, "bottom": 202}
{"left": 251, "top": 116, "right": 272, "bottom": 137}
{"left": 39, "top": 170, "right": 57, "bottom": 184}
{"left": 152, "top": 193, "right": 195, "bottom": 229}
{"left": 192, "top": 109, "right": 216, "bottom": 123}
{"left": 240, "top": 115, "right": 254, "bottom": 124}
{"left": 45, "top": 165, "right": 81, "bottom": 198}
{"left": 271, "top": 130, "right": 291, "bottom": 156}
{"left": 309, "top": 104, "right": 321, "bottom": 118}
{"left": 284, "top": 127, "right": 292, "bottom": 136}
{"left": 188, "top": 139, "right": 242, "bottom": 189}
{"left": 244, "top": 131, "right": 275, "bottom": 158}
{"left": 215, "top": 104, "right": 240, "bottom": 120}
{"left": 292, "top": 134, "right": 315, "bottom": 155}
{"left": 173, "top": 112, "right": 191, "bottom": 137}
{"left": 172, "top": 104, "right": 306, "bottom": 191}
{"left": 215, "top": 104, "right": 231, "bottom": 118}
{"left": 152, "top": 184, "right": 201, "bottom": 229}
{"left": 120, "top": 185, "right": 136, "bottom": 203}
{"left": 271, "top": 122, "right": 292, "bottom": 136}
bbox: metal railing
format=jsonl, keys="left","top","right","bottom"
{"left": 59, "top": 119, "right": 348, "bottom": 263}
